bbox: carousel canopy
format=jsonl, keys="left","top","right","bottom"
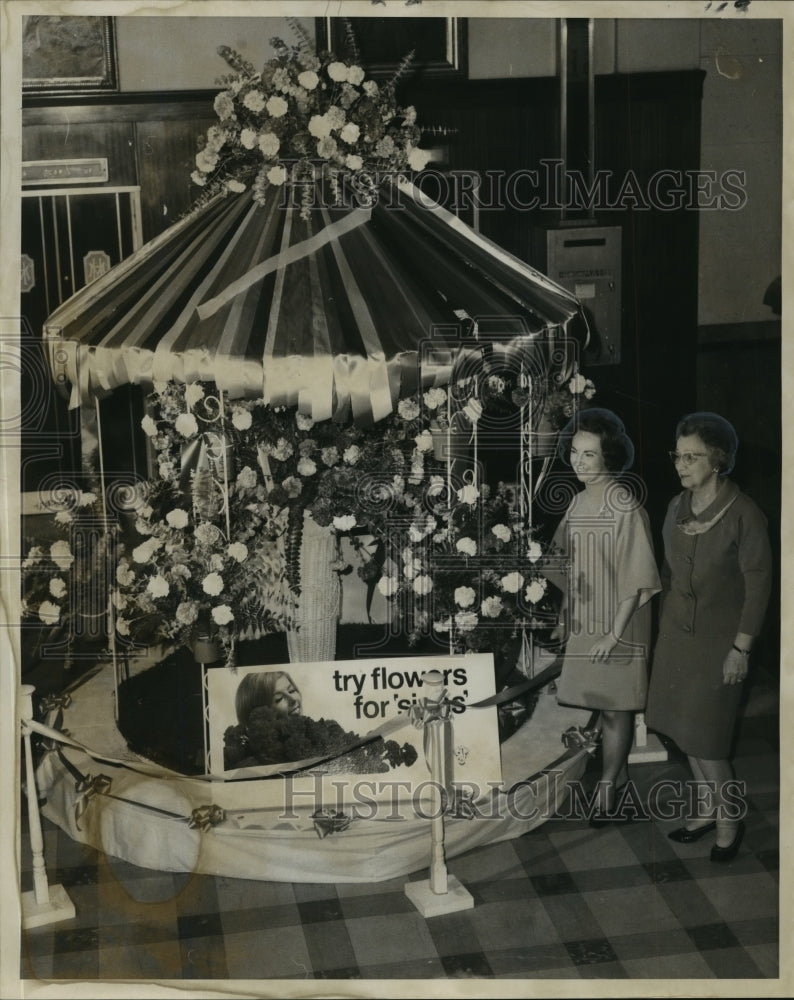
{"left": 43, "top": 178, "right": 585, "bottom": 425}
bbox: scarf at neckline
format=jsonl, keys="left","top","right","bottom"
{"left": 674, "top": 479, "right": 739, "bottom": 536}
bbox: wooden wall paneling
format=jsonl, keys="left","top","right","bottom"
{"left": 22, "top": 121, "right": 137, "bottom": 187}
{"left": 133, "top": 115, "right": 215, "bottom": 241}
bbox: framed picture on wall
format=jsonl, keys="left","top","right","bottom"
{"left": 316, "top": 16, "right": 468, "bottom": 80}
{"left": 22, "top": 15, "right": 118, "bottom": 96}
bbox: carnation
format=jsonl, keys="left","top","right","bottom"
{"left": 184, "top": 383, "right": 204, "bottom": 407}
{"left": 377, "top": 576, "right": 399, "bottom": 598}
{"left": 481, "top": 596, "right": 504, "bottom": 618}
{"left": 232, "top": 407, "right": 252, "bottom": 430}
{"left": 408, "top": 147, "right": 432, "bottom": 171}
{"left": 227, "top": 179, "right": 246, "bottom": 193}
{"left": 240, "top": 128, "right": 258, "bottom": 150}
{"left": 327, "top": 61, "right": 348, "bottom": 82}
{"left": 191, "top": 170, "right": 207, "bottom": 187}
{"left": 258, "top": 132, "right": 280, "bottom": 158}
{"left": 455, "top": 611, "right": 479, "bottom": 633}
{"left": 297, "top": 457, "right": 317, "bottom": 477}
{"left": 343, "top": 445, "right": 361, "bottom": 465}
{"left": 243, "top": 90, "right": 265, "bottom": 112}
{"left": 308, "top": 114, "right": 332, "bottom": 139}
{"left": 501, "top": 572, "right": 525, "bottom": 594}
{"left": 347, "top": 65, "right": 365, "bottom": 86}
{"left": 166, "top": 508, "right": 189, "bottom": 529}
{"left": 524, "top": 579, "right": 548, "bottom": 604}
{"left": 50, "top": 540, "right": 74, "bottom": 572}
{"left": 423, "top": 387, "right": 447, "bottom": 410}
{"left": 116, "top": 618, "right": 131, "bottom": 637}
{"left": 333, "top": 514, "right": 357, "bottom": 531}
{"left": 321, "top": 446, "right": 339, "bottom": 467}
{"left": 54, "top": 511, "right": 73, "bottom": 525}
{"left": 492, "top": 523, "right": 512, "bottom": 543}
{"left": 38, "top": 601, "right": 60, "bottom": 626}
{"left": 195, "top": 523, "right": 222, "bottom": 546}
{"left": 141, "top": 415, "right": 158, "bottom": 437}
{"left": 175, "top": 412, "right": 199, "bottom": 437}
{"left": 116, "top": 562, "right": 135, "bottom": 586}
{"left": 147, "top": 575, "right": 170, "bottom": 599}
{"left": 296, "top": 413, "right": 315, "bottom": 431}
{"left": 195, "top": 149, "right": 218, "bottom": 172}
{"left": 375, "top": 136, "right": 395, "bottom": 158}
{"left": 267, "top": 165, "right": 287, "bottom": 186}
{"left": 283, "top": 476, "right": 302, "bottom": 499}
{"left": 414, "top": 430, "right": 434, "bottom": 453}
{"left": 339, "top": 122, "right": 360, "bottom": 144}
{"left": 170, "top": 604, "right": 196, "bottom": 629}
{"left": 213, "top": 91, "right": 236, "bottom": 121}
{"left": 227, "top": 542, "right": 248, "bottom": 562}
{"left": 202, "top": 572, "right": 224, "bottom": 596}
{"left": 211, "top": 604, "right": 234, "bottom": 626}
{"left": 456, "top": 484, "right": 480, "bottom": 506}
{"left": 398, "top": 398, "right": 420, "bottom": 420}
{"left": 317, "top": 137, "right": 338, "bottom": 160}
{"left": 524, "top": 540, "right": 542, "bottom": 563}
{"left": 298, "top": 70, "right": 319, "bottom": 90}
{"left": 455, "top": 537, "right": 477, "bottom": 557}
{"left": 236, "top": 466, "right": 257, "bottom": 490}
{"left": 568, "top": 373, "right": 587, "bottom": 394}
{"left": 454, "top": 586, "right": 476, "bottom": 608}
{"left": 273, "top": 437, "right": 294, "bottom": 461}
{"left": 363, "top": 80, "right": 379, "bottom": 97}
{"left": 266, "top": 95, "right": 288, "bottom": 117}
{"left": 345, "top": 154, "right": 364, "bottom": 171}
{"left": 49, "top": 578, "right": 67, "bottom": 599}
{"left": 413, "top": 574, "right": 433, "bottom": 596}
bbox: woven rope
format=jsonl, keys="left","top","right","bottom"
{"left": 286, "top": 510, "right": 341, "bottom": 663}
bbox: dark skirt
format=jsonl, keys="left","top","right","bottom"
{"left": 646, "top": 630, "right": 744, "bottom": 759}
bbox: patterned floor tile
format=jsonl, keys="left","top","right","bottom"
{"left": 98, "top": 940, "right": 184, "bottom": 979}
{"left": 345, "top": 912, "right": 439, "bottom": 966}
{"left": 744, "top": 942, "right": 780, "bottom": 978}
{"left": 222, "top": 925, "right": 311, "bottom": 979}
{"left": 565, "top": 937, "right": 620, "bottom": 965}
{"left": 303, "top": 918, "right": 357, "bottom": 974}
{"left": 469, "top": 897, "right": 562, "bottom": 952}
{"left": 440, "top": 950, "right": 494, "bottom": 977}
{"left": 425, "top": 911, "right": 483, "bottom": 957}
{"left": 485, "top": 943, "right": 578, "bottom": 977}
{"left": 178, "top": 934, "right": 229, "bottom": 979}
{"left": 621, "top": 951, "right": 715, "bottom": 978}
{"left": 581, "top": 884, "right": 681, "bottom": 937}
{"left": 219, "top": 901, "right": 302, "bottom": 935}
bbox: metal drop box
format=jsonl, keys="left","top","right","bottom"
{"left": 541, "top": 225, "right": 622, "bottom": 366}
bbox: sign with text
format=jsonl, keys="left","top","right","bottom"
{"left": 205, "top": 653, "right": 502, "bottom": 805}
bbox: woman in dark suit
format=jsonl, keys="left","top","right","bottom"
{"left": 646, "top": 412, "right": 772, "bottom": 862}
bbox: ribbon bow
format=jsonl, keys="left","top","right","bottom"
{"left": 188, "top": 804, "right": 225, "bottom": 832}
{"left": 311, "top": 808, "right": 352, "bottom": 839}
{"left": 447, "top": 788, "right": 477, "bottom": 820}
{"left": 561, "top": 726, "right": 602, "bottom": 753}
{"left": 74, "top": 773, "right": 113, "bottom": 829}
{"left": 408, "top": 694, "right": 451, "bottom": 729}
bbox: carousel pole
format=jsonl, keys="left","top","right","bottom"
{"left": 404, "top": 671, "right": 474, "bottom": 917}
{"left": 20, "top": 685, "right": 76, "bottom": 928}
{"left": 95, "top": 398, "right": 121, "bottom": 719}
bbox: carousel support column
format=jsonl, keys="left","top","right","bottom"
{"left": 20, "top": 685, "right": 76, "bottom": 929}
{"left": 404, "top": 671, "right": 474, "bottom": 918}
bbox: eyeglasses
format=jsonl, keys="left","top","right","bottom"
{"left": 668, "top": 451, "right": 708, "bottom": 467}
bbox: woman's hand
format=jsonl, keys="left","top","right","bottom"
{"left": 548, "top": 623, "right": 566, "bottom": 648}
{"left": 589, "top": 636, "right": 618, "bottom": 662}
{"left": 723, "top": 647, "right": 750, "bottom": 685}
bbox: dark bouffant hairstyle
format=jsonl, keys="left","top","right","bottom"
{"left": 560, "top": 407, "right": 635, "bottom": 473}
{"left": 675, "top": 412, "right": 738, "bottom": 475}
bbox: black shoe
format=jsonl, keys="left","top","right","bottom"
{"left": 710, "top": 821, "right": 745, "bottom": 863}
{"left": 668, "top": 820, "right": 717, "bottom": 843}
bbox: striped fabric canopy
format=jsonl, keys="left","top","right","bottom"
{"left": 44, "top": 178, "right": 585, "bottom": 426}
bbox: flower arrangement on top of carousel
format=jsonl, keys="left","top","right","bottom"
{"left": 190, "top": 18, "right": 433, "bottom": 219}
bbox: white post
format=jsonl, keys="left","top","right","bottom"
{"left": 404, "top": 670, "right": 473, "bottom": 917}
{"left": 20, "top": 685, "right": 75, "bottom": 928}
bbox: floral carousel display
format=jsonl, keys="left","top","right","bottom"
{"left": 23, "top": 26, "right": 601, "bottom": 884}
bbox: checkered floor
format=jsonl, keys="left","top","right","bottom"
{"left": 20, "top": 668, "right": 779, "bottom": 984}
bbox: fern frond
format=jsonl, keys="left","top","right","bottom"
{"left": 342, "top": 18, "right": 361, "bottom": 63}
